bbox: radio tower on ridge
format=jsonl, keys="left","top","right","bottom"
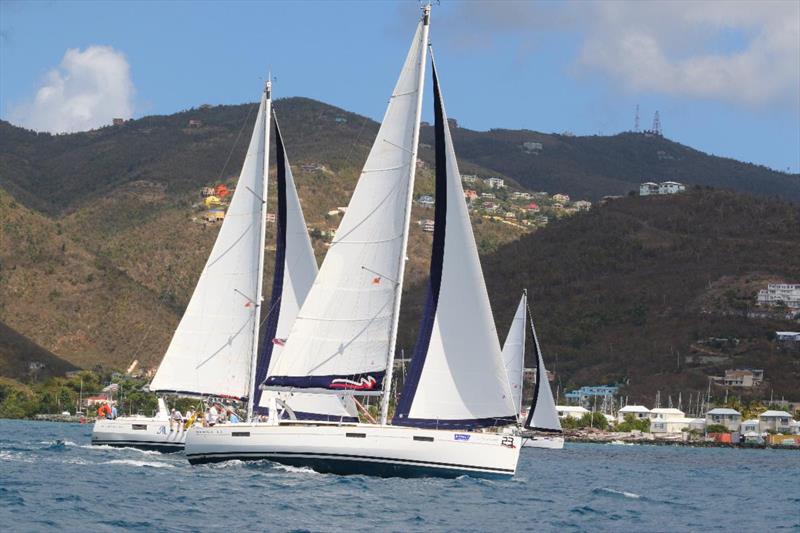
{"left": 634, "top": 104, "right": 640, "bottom": 132}
{"left": 651, "top": 111, "right": 662, "bottom": 136}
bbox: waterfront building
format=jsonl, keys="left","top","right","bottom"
{"left": 555, "top": 406, "right": 590, "bottom": 419}
{"left": 617, "top": 405, "right": 650, "bottom": 423}
{"left": 649, "top": 408, "right": 691, "bottom": 434}
{"left": 706, "top": 408, "right": 742, "bottom": 432}
{"left": 740, "top": 419, "right": 760, "bottom": 434}
{"left": 758, "top": 410, "right": 793, "bottom": 433}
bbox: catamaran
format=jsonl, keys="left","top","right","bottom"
{"left": 92, "top": 80, "right": 355, "bottom": 451}
{"left": 503, "top": 292, "right": 564, "bottom": 449}
{"left": 185, "top": 6, "right": 523, "bottom": 479}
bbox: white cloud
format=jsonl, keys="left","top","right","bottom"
{"left": 445, "top": 0, "right": 799, "bottom": 109}
{"left": 577, "top": 1, "right": 800, "bottom": 107}
{"left": 10, "top": 45, "right": 134, "bottom": 133}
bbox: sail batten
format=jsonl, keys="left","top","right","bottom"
{"left": 392, "top": 52, "right": 517, "bottom": 430}
{"left": 150, "top": 88, "right": 269, "bottom": 399}
{"left": 264, "top": 12, "right": 429, "bottom": 396}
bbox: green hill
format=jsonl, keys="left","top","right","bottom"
{"left": 0, "top": 321, "right": 77, "bottom": 381}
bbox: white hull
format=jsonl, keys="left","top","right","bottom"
{"left": 185, "top": 422, "right": 521, "bottom": 479}
{"left": 521, "top": 434, "right": 565, "bottom": 449}
{"left": 92, "top": 417, "right": 187, "bottom": 453}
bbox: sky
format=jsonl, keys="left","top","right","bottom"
{"left": 1, "top": 0, "right": 798, "bottom": 173}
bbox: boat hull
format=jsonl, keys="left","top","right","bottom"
{"left": 185, "top": 422, "right": 521, "bottom": 479}
{"left": 91, "top": 417, "right": 186, "bottom": 453}
{"left": 521, "top": 434, "right": 564, "bottom": 449}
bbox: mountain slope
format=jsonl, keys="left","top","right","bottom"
{"left": 0, "top": 321, "right": 77, "bottom": 381}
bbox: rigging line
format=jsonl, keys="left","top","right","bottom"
{"left": 216, "top": 101, "right": 259, "bottom": 183}
{"left": 342, "top": 113, "right": 372, "bottom": 171}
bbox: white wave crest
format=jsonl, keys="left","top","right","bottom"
{"left": 102, "top": 459, "right": 175, "bottom": 469}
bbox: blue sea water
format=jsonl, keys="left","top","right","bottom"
{"left": 0, "top": 420, "right": 798, "bottom": 532}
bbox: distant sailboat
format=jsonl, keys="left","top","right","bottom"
{"left": 185, "top": 6, "right": 523, "bottom": 479}
{"left": 502, "top": 291, "right": 563, "bottom": 449}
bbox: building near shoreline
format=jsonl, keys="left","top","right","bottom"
{"left": 649, "top": 408, "right": 692, "bottom": 434}
{"left": 759, "top": 411, "right": 793, "bottom": 433}
{"left": 556, "top": 405, "right": 590, "bottom": 419}
{"left": 564, "top": 385, "right": 618, "bottom": 407}
{"left": 617, "top": 405, "right": 650, "bottom": 423}
{"left": 706, "top": 408, "right": 742, "bottom": 432}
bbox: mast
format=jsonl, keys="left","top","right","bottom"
{"left": 380, "top": 4, "right": 431, "bottom": 426}
{"left": 246, "top": 79, "right": 272, "bottom": 421}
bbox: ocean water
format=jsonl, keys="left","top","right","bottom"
{"left": 0, "top": 420, "right": 798, "bottom": 532}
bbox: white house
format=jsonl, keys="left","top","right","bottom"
{"left": 617, "top": 405, "right": 650, "bottom": 424}
{"left": 574, "top": 200, "right": 592, "bottom": 212}
{"left": 740, "top": 419, "right": 760, "bottom": 434}
{"left": 659, "top": 181, "right": 686, "bottom": 194}
{"left": 486, "top": 177, "right": 505, "bottom": 189}
{"left": 639, "top": 182, "right": 659, "bottom": 196}
{"left": 556, "top": 405, "right": 590, "bottom": 419}
{"left": 757, "top": 284, "right": 800, "bottom": 309}
{"left": 706, "top": 408, "right": 742, "bottom": 432}
{"left": 649, "top": 408, "right": 691, "bottom": 434}
{"left": 776, "top": 331, "right": 800, "bottom": 342}
{"left": 758, "top": 410, "right": 793, "bottom": 433}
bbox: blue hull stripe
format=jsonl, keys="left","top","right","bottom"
{"left": 186, "top": 450, "right": 513, "bottom": 479}
{"left": 264, "top": 371, "right": 385, "bottom": 392}
{"left": 392, "top": 415, "right": 519, "bottom": 430}
{"left": 92, "top": 439, "right": 184, "bottom": 453}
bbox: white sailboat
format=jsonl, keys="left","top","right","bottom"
{"left": 185, "top": 7, "right": 523, "bottom": 479}
{"left": 503, "top": 292, "right": 564, "bottom": 449}
{"left": 93, "top": 80, "right": 353, "bottom": 451}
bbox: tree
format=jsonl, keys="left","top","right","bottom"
{"left": 706, "top": 424, "right": 728, "bottom": 434}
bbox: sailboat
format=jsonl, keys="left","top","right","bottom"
{"left": 503, "top": 292, "right": 564, "bottom": 449}
{"left": 92, "top": 80, "right": 354, "bottom": 451}
{"left": 185, "top": 6, "right": 523, "bottom": 479}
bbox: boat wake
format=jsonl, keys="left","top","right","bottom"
{"left": 102, "top": 459, "right": 175, "bottom": 469}
{"left": 594, "top": 487, "right": 642, "bottom": 499}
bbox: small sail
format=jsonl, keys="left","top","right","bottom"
{"left": 264, "top": 11, "right": 429, "bottom": 394}
{"left": 524, "top": 306, "right": 562, "bottom": 432}
{"left": 502, "top": 293, "right": 527, "bottom": 415}
{"left": 254, "top": 112, "right": 357, "bottom": 422}
{"left": 150, "top": 86, "right": 269, "bottom": 399}
{"left": 393, "top": 55, "right": 517, "bottom": 429}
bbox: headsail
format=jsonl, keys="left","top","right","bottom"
{"left": 150, "top": 84, "right": 270, "bottom": 399}
{"left": 254, "top": 111, "right": 357, "bottom": 422}
{"left": 392, "top": 53, "right": 517, "bottom": 430}
{"left": 263, "top": 10, "right": 429, "bottom": 395}
{"left": 524, "top": 301, "right": 562, "bottom": 432}
{"left": 502, "top": 293, "right": 527, "bottom": 416}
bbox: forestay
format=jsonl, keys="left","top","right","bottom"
{"left": 150, "top": 88, "right": 269, "bottom": 399}
{"left": 393, "top": 56, "right": 517, "bottom": 429}
{"left": 264, "top": 13, "right": 428, "bottom": 394}
{"left": 524, "top": 303, "right": 562, "bottom": 432}
{"left": 502, "top": 293, "right": 527, "bottom": 416}
{"left": 254, "top": 113, "right": 357, "bottom": 421}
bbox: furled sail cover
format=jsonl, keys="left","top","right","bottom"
{"left": 264, "top": 14, "right": 428, "bottom": 394}
{"left": 524, "top": 306, "right": 562, "bottom": 432}
{"left": 393, "top": 57, "right": 517, "bottom": 429}
{"left": 254, "top": 114, "right": 357, "bottom": 421}
{"left": 151, "top": 90, "right": 269, "bottom": 398}
{"left": 502, "top": 293, "right": 527, "bottom": 415}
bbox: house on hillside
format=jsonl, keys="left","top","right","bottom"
{"left": 419, "top": 219, "right": 435, "bottom": 233}
{"left": 461, "top": 174, "right": 478, "bottom": 184}
{"left": 659, "top": 181, "right": 686, "bottom": 194}
{"left": 485, "top": 177, "right": 505, "bottom": 189}
{"left": 512, "top": 191, "right": 533, "bottom": 200}
{"left": 776, "top": 331, "right": 800, "bottom": 342}
{"left": 188, "top": 119, "right": 203, "bottom": 128}
{"left": 201, "top": 187, "right": 215, "bottom": 198}
{"left": 758, "top": 284, "right": 800, "bottom": 309}
{"left": 203, "top": 195, "right": 222, "bottom": 208}
{"left": 464, "top": 189, "right": 478, "bottom": 201}
{"left": 204, "top": 209, "right": 225, "bottom": 223}
{"left": 417, "top": 195, "right": 435, "bottom": 208}
{"left": 639, "top": 182, "right": 659, "bottom": 196}
{"left": 706, "top": 408, "right": 742, "bottom": 432}
{"left": 112, "top": 118, "right": 125, "bottom": 126}
{"left": 574, "top": 200, "right": 592, "bottom": 211}
{"left": 617, "top": 405, "right": 650, "bottom": 423}
{"left": 522, "top": 141, "right": 543, "bottom": 153}
{"left": 481, "top": 192, "right": 496, "bottom": 199}
{"left": 723, "top": 369, "right": 764, "bottom": 388}
{"left": 552, "top": 193, "right": 570, "bottom": 204}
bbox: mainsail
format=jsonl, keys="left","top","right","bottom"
{"left": 264, "top": 10, "right": 429, "bottom": 395}
{"left": 150, "top": 84, "right": 270, "bottom": 399}
{"left": 524, "top": 301, "right": 562, "bottom": 432}
{"left": 502, "top": 293, "right": 527, "bottom": 416}
{"left": 393, "top": 54, "right": 517, "bottom": 430}
{"left": 254, "top": 112, "right": 357, "bottom": 422}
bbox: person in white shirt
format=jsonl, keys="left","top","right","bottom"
{"left": 170, "top": 408, "right": 183, "bottom": 432}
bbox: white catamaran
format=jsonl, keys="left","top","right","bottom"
{"left": 185, "top": 7, "right": 523, "bottom": 479}
{"left": 503, "top": 291, "right": 564, "bottom": 449}
{"left": 92, "top": 80, "right": 355, "bottom": 451}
